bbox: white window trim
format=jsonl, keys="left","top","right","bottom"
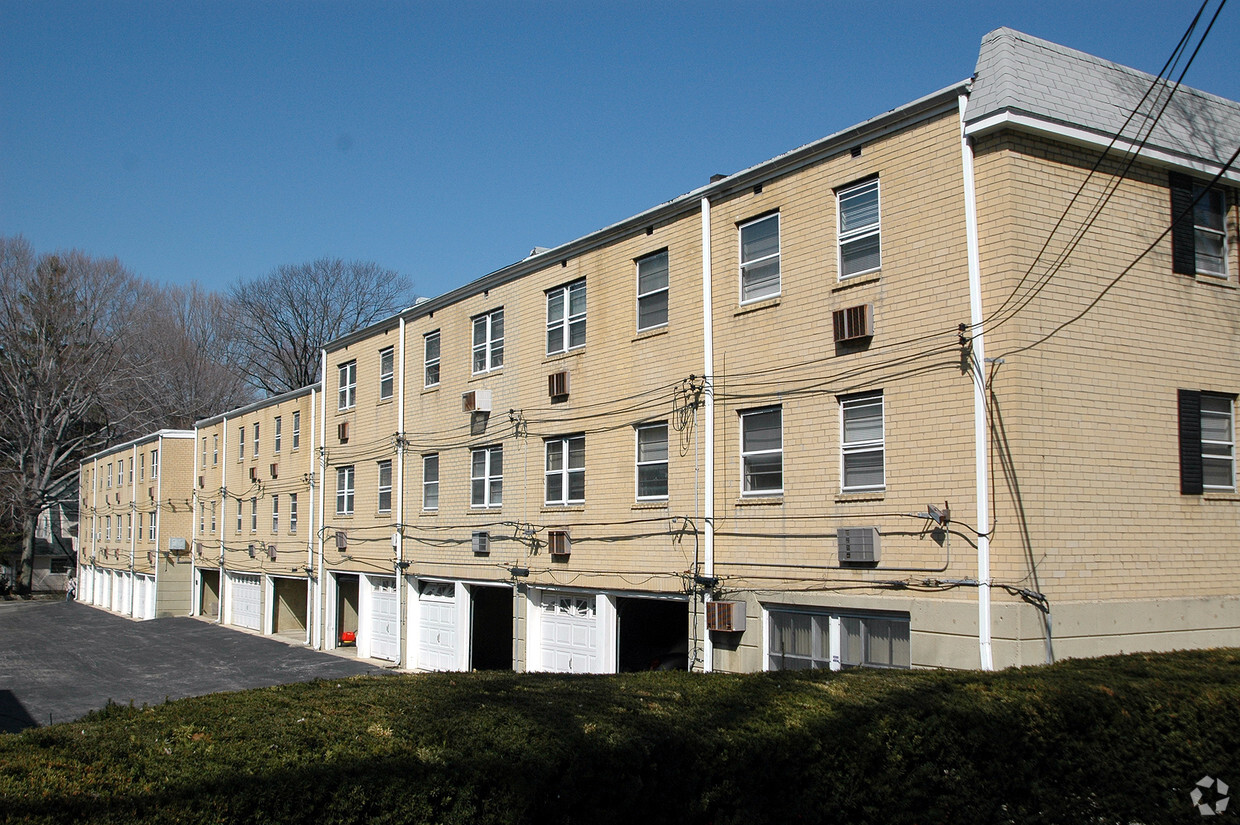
{"left": 636, "top": 249, "right": 670, "bottom": 332}
{"left": 471, "top": 445, "right": 503, "bottom": 508}
{"left": 253, "top": 423, "right": 260, "bottom": 457}
{"left": 739, "top": 213, "right": 781, "bottom": 304}
{"left": 377, "top": 460, "right": 393, "bottom": 513}
{"left": 1201, "top": 394, "right": 1236, "bottom": 492}
{"left": 273, "top": 417, "right": 282, "bottom": 454}
{"left": 336, "top": 466, "right": 355, "bottom": 515}
{"left": 424, "top": 330, "right": 441, "bottom": 388}
{"left": 840, "top": 392, "right": 885, "bottom": 492}
{"left": 238, "top": 427, "right": 245, "bottom": 460}
{"left": 635, "top": 422, "right": 669, "bottom": 500}
{"left": 250, "top": 497, "right": 258, "bottom": 533}
{"left": 546, "top": 280, "right": 587, "bottom": 355}
{"left": 291, "top": 411, "right": 301, "bottom": 451}
{"left": 288, "top": 493, "right": 298, "bottom": 534}
{"left": 837, "top": 178, "right": 881, "bottom": 280}
{"left": 271, "top": 494, "right": 279, "bottom": 533}
{"left": 338, "top": 361, "right": 357, "bottom": 410}
{"left": 740, "top": 406, "right": 783, "bottom": 496}
{"left": 544, "top": 435, "right": 586, "bottom": 505}
{"left": 379, "top": 346, "right": 395, "bottom": 401}
{"left": 422, "top": 453, "right": 440, "bottom": 510}
{"left": 1194, "top": 183, "right": 1230, "bottom": 278}
{"left": 764, "top": 605, "right": 910, "bottom": 671}
{"left": 472, "top": 309, "right": 504, "bottom": 375}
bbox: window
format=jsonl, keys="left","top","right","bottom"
{"left": 471, "top": 445, "right": 503, "bottom": 507}
{"left": 239, "top": 427, "right": 245, "bottom": 460}
{"left": 106, "top": 463, "right": 112, "bottom": 489}
{"left": 546, "top": 280, "right": 586, "bottom": 354}
{"left": 149, "top": 510, "right": 157, "bottom": 540}
{"left": 1179, "top": 390, "right": 1236, "bottom": 493}
{"left": 139, "top": 453, "right": 145, "bottom": 482}
{"left": 1171, "top": 173, "right": 1230, "bottom": 278}
{"left": 545, "top": 435, "right": 585, "bottom": 505}
{"left": 740, "top": 407, "right": 782, "bottom": 495}
{"left": 422, "top": 330, "right": 441, "bottom": 388}
{"left": 271, "top": 495, "right": 279, "bottom": 533}
{"left": 636, "top": 423, "right": 669, "bottom": 499}
{"left": 199, "top": 503, "right": 206, "bottom": 534}
{"left": 250, "top": 497, "right": 257, "bottom": 532}
{"left": 841, "top": 393, "right": 884, "bottom": 491}
{"left": 636, "top": 250, "right": 669, "bottom": 331}
{"left": 126, "top": 513, "right": 132, "bottom": 541}
{"left": 116, "top": 460, "right": 123, "bottom": 488}
{"left": 292, "top": 411, "right": 301, "bottom": 450}
{"left": 200, "top": 439, "right": 207, "bottom": 471}
{"left": 838, "top": 178, "right": 881, "bottom": 278}
{"left": 212, "top": 434, "right": 219, "bottom": 465}
{"left": 127, "top": 459, "right": 132, "bottom": 485}
{"left": 739, "top": 213, "right": 780, "bottom": 303}
{"left": 422, "top": 454, "right": 439, "bottom": 510}
{"left": 767, "top": 608, "right": 909, "bottom": 670}
{"left": 338, "top": 360, "right": 357, "bottom": 410}
{"left": 105, "top": 516, "right": 111, "bottom": 541}
{"left": 151, "top": 450, "right": 158, "bottom": 478}
{"left": 253, "top": 423, "right": 260, "bottom": 457}
{"left": 289, "top": 493, "right": 298, "bottom": 533}
{"left": 210, "top": 501, "right": 216, "bottom": 533}
{"left": 379, "top": 346, "right": 394, "bottom": 401}
{"left": 137, "top": 513, "right": 144, "bottom": 540}
{"left": 274, "top": 417, "right": 282, "bottom": 454}
{"left": 377, "top": 460, "right": 393, "bottom": 513}
{"left": 235, "top": 500, "right": 242, "bottom": 534}
{"left": 472, "top": 309, "right": 504, "bottom": 374}
{"left": 336, "top": 466, "right": 355, "bottom": 515}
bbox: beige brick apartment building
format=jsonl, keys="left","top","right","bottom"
{"left": 80, "top": 29, "right": 1239, "bottom": 672}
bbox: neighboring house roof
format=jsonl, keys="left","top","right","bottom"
{"left": 965, "top": 27, "right": 1240, "bottom": 181}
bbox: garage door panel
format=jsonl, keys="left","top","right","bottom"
{"left": 369, "top": 576, "right": 399, "bottom": 662}
{"left": 418, "top": 582, "right": 457, "bottom": 671}
{"left": 229, "top": 573, "right": 262, "bottom": 631}
{"left": 538, "top": 592, "right": 600, "bottom": 673}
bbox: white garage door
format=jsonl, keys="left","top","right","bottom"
{"left": 539, "top": 592, "right": 602, "bottom": 673}
{"left": 229, "top": 573, "right": 262, "bottom": 630}
{"left": 418, "top": 581, "right": 458, "bottom": 671}
{"left": 115, "top": 571, "right": 132, "bottom": 615}
{"left": 134, "top": 574, "right": 148, "bottom": 619}
{"left": 368, "top": 576, "right": 400, "bottom": 662}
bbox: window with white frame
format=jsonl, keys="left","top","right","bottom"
{"left": 545, "top": 435, "right": 585, "bottom": 505}
{"left": 292, "top": 411, "right": 301, "bottom": 450}
{"left": 546, "top": 280, "right": 586, "bottom": 354}
{"left": 106, "top": 463, "right": 112, "bottom": 489}
{"left": 210, "top": 501, "right": 216, "bottom": 533}
{"left": 767, "top": 607, "right": 909, "bottom": 670}
{"left": 379, "top": 346, "right": 394, "bottom": 401}
{"left": 838, "top": 178, "right": 881, "bottom": 278}
{"left": 238, "top": 427, "right": 245, "bottom": 460}
{"left": 139, "top": 453, "right": 145, "bottom": 482}
{"left": 636, "top": 422, "right": 669, "bottom": 499}
{"left": 377, "top": 460, "right": 393, "bottom": 513}
{"left": 274, "top": 416, "right": 282, "bottom": 453}
{"left": 1181, "top": 391, "right": 1236, "bottom": 493}
{"left": 151, "top": 449, "right": 158, "bottom": 478}
{"left": 338, "top": 361, "right": 357, "bottom": 410}
{"left": 200, "top": 439, "right": 207, "bottom": 471}
{"left": 137, "top": 512, "right": 144, "bottom": 540}
{"left": 739, "top": 213, "right": 780, "bottom": 303}
{"left": 472, "top": 309, "right": 504, "bottom": 374}
{"left": 424, "top": 330, "right": 441, "bottom": 388}
{"left": 236, "top": 499, "right": 242, "bottom": 534}
{"left": 289, "top": 493, "right": 297, "bottom": 533}
{"left": 105, "top": 515, "right": 111, "bottom": 541}
{"left": 740, "top": 407, "right": 782, "bottom": 495}
{"left": 841, "top": 392, "right": 884, "bottom": 491}
{"left": 200, "top": 503, "right": 206, "bottom": 534}
{"left": 126, "top": 513, "right": 132, "bottom": 541}
{"left": 212, "top": 434, "right": 219, "bottom": 465}
{"left": 336, "top": 466, "right": 355, "bottom": 515}
{"left": 1194, "top": 184, "right": 1229, "bottom": 277}
{"left": 149, "top": 510, "right": 157, "bottom": 540}
{"left": 116, "top": 460, "right": 123, "bottom": 487}
{"left": 271, "top": 495, "right": 279, "bottom": 533}
{"left": 471, "top": 445, "right": 503, "bottom": 507}
{"left": 636, "top": 250, "right": 669, "bottom": 331}
{"left": 253, "top": 423, "right": 260, "bottom": 457}
{"left": 250, "top": 497, "right": 257, "bottom": 532}
{"left": 423, "top": 454, "right": 439, "bottom": 510}
{"left": 127, "top": 459, "right": 132, "bottom": 485}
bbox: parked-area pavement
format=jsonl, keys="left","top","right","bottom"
{"left": 0, "top": 599, "right": 386, "bottom": 733}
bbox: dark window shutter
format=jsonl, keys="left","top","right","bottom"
{"left": 1179, "top": 389, "right": 1203, "bottom": 495}
{"left": 1170, "top": 172, "right": 1196, "bottom": 275}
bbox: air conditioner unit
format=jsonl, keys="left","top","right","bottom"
{"left": 249, "top": 467, "right": 258, "bottom": 482}
{"left": 706, "top": 600, "right": 746, "bottom": 632}
{"left": 270, "top": 463, "right": 278, "bottom": 479}
{"left": 462, "top": 389, "right": 492, "bottom": 412}
{"left": 267, "top": 544, "right": 277, "bottom": 561}
{"left": 547, "top": 529, "right": 571, "bottom": 557}
{"left": 195, "top": 541, "right": 204, "bottom": 556}
{"left": 168, "top": 537, "right": 190, "bottom": 555}
{"left": 471, "top": 530, "right": 490, "bottom": 555}
{"left": 337, "top": 422, "right": 349, "bottom": 443}
{"left": 335, "top": 530, "right": 347, "bottom": 550}
{"left": 548, "top": 371, "right": 570, "bottom": 399}
{"left": 148, "top": 486, "right": 155, "bottom": 499}
{"left": 837, "top": 527, "right": 881, "bottom": 564}
{"left": 197, "top": 475, "right": 205, "bottom": 489}
{"left": 832, "top": 303, "right": 874, "bottom": 343}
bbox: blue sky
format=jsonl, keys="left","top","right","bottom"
{"left": 2, "top": 1, "right": 1237, "bottom": 301}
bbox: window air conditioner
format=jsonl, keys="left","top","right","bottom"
{"left": 197, "top": 475, "right": 205, "bottom": 489}
{"left": 472, "top": 530, "right": 490, "bottom": 555}
{"left": 548, "top": 371, "right": 570, "bottom": 399}
{"left": 548, "top": 529, "right": 571, "bottom": 557}
{"left": 337, "top": 422, "right": 349, "bottom": 443}
{"left": 249, "top": 467, "right": 258, "bottom": 482}
{"left": 706, "top": 600, "right": 746, "bottom": 632}
{"left": 335, "top": 530, "right": 347, "bottom": 550}
{"left": 267, "top": 544, "right": 277, "bottom": 561}
{"left": 832, "top": 303, "right": 874, "bottom": 343}
{"left": 270, "top": 463, "right": 278, "bottom": 479}
{"left": 462, "top": 389, "right": 493, "bottom": 413}
{"left": 837, "top": 527, "right": 881, "bottom": 564}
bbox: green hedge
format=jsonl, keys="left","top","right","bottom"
{"left": 2, "top": 649, "right": 1237, "bottom": 824}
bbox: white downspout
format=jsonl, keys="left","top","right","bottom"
{"left": 395, "top": 317, "right": 407, "bottom": 667}
{"left": 317, "top": 353, "right": 329, "bottom": 649}
{"left": 701, "top": 195, "right": 716, "bottom": 673}
{"left": 130, "top": 443, "right": 138, "bottom": 616}
{"left": 307, "top": 387, "right": 320, "bottom": 648}
{"left": 190, "top": 431, "right": 200, "bottom": 617}
{"left": 960, "top": 93, "right": 994, "bottom": 671}
{"left": 219, "top": 417, "right": 228, "bottom": 624}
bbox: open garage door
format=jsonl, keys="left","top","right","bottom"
{"left": 617, "top": 597, "right": 689, "bottom": 671}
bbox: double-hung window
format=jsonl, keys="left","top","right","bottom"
{"left": 289, "top": 493, "right": 298, "bottom": 533}
{"left": 472, "top": 309, "right": 504, "bottom": 374}
{"left": 271, "top": 495, "right": 279, "bottom": 533}
{"left": 636, "top": 423, "right": 669, "bottom": 499}
{"left": 636, "top": 250, "right": 669, "bottom": 331}
{"left": 1179, "top": 390, "right": 1236, "bottom": 493}
{"left": 422, "top": 454, "right": 440, "bottom": 510}
{"left": 126, "top": 514, "right": 132, "bottom": 541}
{"left": 336, "top": 466, "right": 355, "bottom": 515}
{"left": 740, "top": 407, "right": 782, "bottom": 495}
{"left": 250, "top": 497, "right": 257, "bottom": 532}
{"left": 292, "top": 411, "right": 301, "bottom": 450}
{"left": 546, "top": 280, "right": 586, "bottom": 354}
{"left": 148, "top": 510, "right": 157, "bottom": 541}
{"left": 106, "top": 463, "right": 112, "bottom": 489}
{"left": 379, "top": 346, "right": 394, "bottom": 401}
{"left": 253, "top": 423, "right": 260, "bottom": 457}
{"left": 200, "top": 439, "right": 207, "bottom": 471}
{"left": 212, "top": 434, "right": 219, "bottom": 465}
{"left": 236, "top": 500, "right": 242, "bottom": 533}
{"left": 210, "top": 501, "right": 216, "bottom": 533}
{"left": 838, "top": 178, "right": 881, "bottom": 278}
{"left": 151, "top": 450, "right": 158, "bottom": 479}
{"left": 471, "top": 446, "right": 503, "bottom": 507}
{"left": 424, "top": 330, "right": 441, "bottom": 387}
{"left": 1171, "top": 173, "right": 1230, "bottom": 278}
{"left": 239, "top": 427, "right": 245, "bottom": 460}
{"left": 767, "top": 607, "right": 910, "bottom": 670}
{"left": 139, "top": 453, "right": 145, "bottom": 482}
{"left": 338, "top": 361, "right": 357, "bottom": 410}
{"left": 841, "top": 392, "right": 885, "bottom": 491}
{"left": 273, "top": 417, "right": 282, "bottom": 454}
{"left": 138, "top": 512, "right": 144, "bottom": 540}
{"left": 116, "top": 460, "right": 123, "bottom": 488}
{"left": 377, "top": 460, "right": 393, "bottom": 513}
{"left": 740, "top": 213, "right": 780, "bottom": 303}
{"left": 545, "top": 435, "right": 585, "bottom": 505}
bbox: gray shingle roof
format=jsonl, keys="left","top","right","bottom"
{"left": 965, "top": 27, "right": 1240, "bottom": 173}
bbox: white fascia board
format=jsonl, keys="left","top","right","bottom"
{"left": 965, "top": 110, "right": 1240, "bottom": 184}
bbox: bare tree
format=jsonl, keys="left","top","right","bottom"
{"left": 230, "top": 258, "right": 414, "bottom": 394}
{"left": 0, "top": 237, "right": 144, "bottom": 593}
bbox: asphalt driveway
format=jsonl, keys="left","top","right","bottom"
{"left": 0, "top": 599, "right": 386, "bottom": 733}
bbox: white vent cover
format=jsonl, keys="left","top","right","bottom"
{"left": 462, "top": 389, "right": 493, "bottom": 412}
{"left": 472, "top": 531, "right": 490, "bottom": 554}
{"left": 837, "top": 527, "right": 880, "bottom": 564}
